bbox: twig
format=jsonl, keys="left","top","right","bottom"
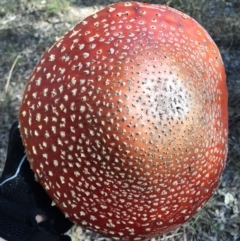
{"left": 183, "top": 225, "right": 187, "bottom": 241}
{"left": 4, "top": 54, "right": 21, "bottom": 94}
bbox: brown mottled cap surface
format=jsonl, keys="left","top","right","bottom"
{"left": 18, "top": 2, "right": 228, "bottom": 240}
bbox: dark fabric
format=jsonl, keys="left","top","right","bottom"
{"left": 0, "top": 122, "right": 73, "bottom": 241}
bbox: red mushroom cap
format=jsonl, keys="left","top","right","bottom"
{"left": 18, "top": 2, "right": 228, "bottom": 240}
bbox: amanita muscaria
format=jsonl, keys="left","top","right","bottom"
{"left": 18, "top": 1, "right": 228, "bottom": 240}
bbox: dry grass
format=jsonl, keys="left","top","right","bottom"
{"left": 0, "top": 0, "right": 240, "bottom": 240}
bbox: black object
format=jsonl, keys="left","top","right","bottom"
{"left": 0, "top": 122, "right": 73, "bottom": 241}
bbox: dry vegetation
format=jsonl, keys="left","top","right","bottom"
{"left": 0, "top": 0, "right": 239, "bottom": 240}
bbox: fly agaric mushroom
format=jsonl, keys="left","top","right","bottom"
{"left": 18, "top": 2, "right": 228, "bottom": 240}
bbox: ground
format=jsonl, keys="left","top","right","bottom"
{"left": 0, "top": 0, "right": 239, "bottom": 240}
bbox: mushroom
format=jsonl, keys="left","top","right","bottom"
{"left": 18, "top": 2, "right": 228, "bottom": 240}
